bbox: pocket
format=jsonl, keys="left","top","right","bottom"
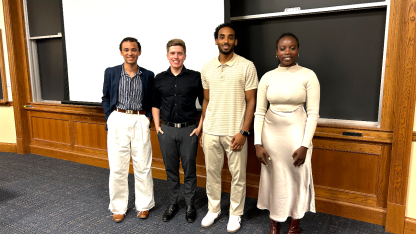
{"left": 143, "top": 115, "right": 150, "bottom": 125}
{"left": 107, "top": 111, "right": 115, "bottom": 123}
{"left": 190, "top": 132, "right": 198, "bottom": 144}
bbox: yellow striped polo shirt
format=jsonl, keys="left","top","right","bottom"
{"left": 201, "top": 53, "right": 258, "bottom": 136}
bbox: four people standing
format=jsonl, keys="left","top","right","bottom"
{"left": 152, "top": 39, "right": 203, "bottom": 223}
{"left": 101, "top": 29, "right": 319, "bottom": 233}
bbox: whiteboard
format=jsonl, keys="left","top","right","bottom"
{"left": 62, "top": 0, "right": 224, "bottom": 102}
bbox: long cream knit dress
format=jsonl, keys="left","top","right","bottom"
{"left": 254, "top": 64, "right": 320, "bottom": 222}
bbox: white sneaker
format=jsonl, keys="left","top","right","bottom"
{"left": 201, "top": 210, "right": 221, "bottom": 228}
{"left": 227, "top": 215, "right": 241, "bottom": 233}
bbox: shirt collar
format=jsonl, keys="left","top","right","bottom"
{"left": 215, "top": 53, "right": 238, "bottom": 68}
{"left": 166, "top": 66, "right": 188, "bottom": 76}
{"left": 122, "top": 63, "right": 142, "bottom": 77}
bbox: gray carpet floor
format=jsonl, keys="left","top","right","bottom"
{"left": 0, "top": 152, "right": 390, "bottom": 234}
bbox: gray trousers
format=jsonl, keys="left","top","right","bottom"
{"left": 157, "top": 124, "right": 198, "bottom": 206}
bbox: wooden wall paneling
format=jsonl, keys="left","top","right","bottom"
{"left": 2, "top": 0, "right": 32, "bottom": 154}
{"left": 412, "top": 132, "right": 416, "bottom": 141}
{"left": 405, "top": 217, "right": 416, "bottom": 234}
{"left": 312, "top": 148, "right": 379, "bottom": 196}
{"left": 30, "top": 144, "right": 110, "bottom": 169}
{"left": 376, "top": 146, "right": 391, "bottom": 208}
{"left": 0, "top": 143, "right": 17, "bottom": 153}
{"left": 386, "top": 0, "right": 416, "bottom": 232}
{"left": 386, "top": 203, "right": 406, "bottom": 233}
{"left": 315, "top": 197, "right": 386, "bottom": 225}
{"left": 313, "top": 138, "right": 382, "bottom": 155}
{"left": 314, "top": 127, "right": 393, "bottom": 143}
{"left": 31, "top": 116, "right": 70, "bottom": 144}
{"left": 311, "top": 138, "right": 390, "bottom": 225}
{"left": 28, "top": 111, "right": 71, "bottom": 150}
{"left": 314, "top": 185, "right": 377, "bottom": 207}
{"left": 72, "top": 116, "right": 107, "bottom": 158}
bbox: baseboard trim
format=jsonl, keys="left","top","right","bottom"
{"left": 405, "top": 217, "right": 416, "bottom": 234}
{"left": 315, "top": 197, "right": 386, "bottom": 226}
{"left": 30, "top": 145, "right": 110, "bottom": 169}
{"left": 0, "top": 142, "right": 17, "bottom": 153}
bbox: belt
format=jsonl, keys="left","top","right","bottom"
{"left": 162, "top": 121, "right": 196, "bottom": 128}
{"left": 116, "top": 108, "right": 146, "bottom": 115}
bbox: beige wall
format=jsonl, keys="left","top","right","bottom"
{"left": 406, "top": 111, "right": 416, "bottom": 219}
{"left": 0, "top": 0, "right": 12, "bottom": 99}
{"left": 0, "top": 106, "right": 16, "bottom": 143}
{"left": 0, "top": 0, "right": 16, "bottom": 144}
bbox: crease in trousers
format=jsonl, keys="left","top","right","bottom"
{"left": 107, "top": 111, "right": 155, "bottom": 214}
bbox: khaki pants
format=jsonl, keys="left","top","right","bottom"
{"left": 202, "top": 133, "right": 247, "bottom": 216}
{"left": 107, "top": 111, "right": 155, "bottom": 214}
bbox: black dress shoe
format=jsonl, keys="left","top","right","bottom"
{"left": 162, "top": 204, "right": 178, "bottom": 222}
{"left": 185, "top": 205, "right": 196, "bottom": 223}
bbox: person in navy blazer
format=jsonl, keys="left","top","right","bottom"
{"left": 101, "top": 37, "right": 155, "bottom": 223}
{"left": 102, "top": 65, "right": 154, "bottom": 125}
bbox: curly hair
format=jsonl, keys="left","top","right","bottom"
{"left": 119, "top": 37, "right": 141, "bottom": 51}
{"left": 214, "top": 22, "right": 238, "bottom": 39}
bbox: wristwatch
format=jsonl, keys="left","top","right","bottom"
{"left": 240, "top": 130, "right": 250, "bottom": 137}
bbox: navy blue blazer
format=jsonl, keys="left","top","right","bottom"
{"left": 101, "top": 64, "right": 155, "bottom": 129}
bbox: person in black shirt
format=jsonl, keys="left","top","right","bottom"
{"left": 152, "top": 39, "right": 203, "bottom": 223}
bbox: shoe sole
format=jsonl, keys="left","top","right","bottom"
{"left": 201, "top": 215, "right": 220, "bottom": 228}
{"left": 227, "top": 227, "right": 241, "bottom": 233}
{"left": 163, "top": 217, "right": 173, "bottom": 222}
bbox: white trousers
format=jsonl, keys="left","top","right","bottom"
{"left": 107, "top": 111, "right": 155, "bottom": 214}
{"left": 202, "top": 133, "right": 248, "bottom": 216}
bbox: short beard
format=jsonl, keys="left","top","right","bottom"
{"left": 218, "top": 46, "right": 234, "bottom": 55}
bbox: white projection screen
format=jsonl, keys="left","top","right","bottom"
{"left": 62, "top": 0, "right": 224, "bottom": 103}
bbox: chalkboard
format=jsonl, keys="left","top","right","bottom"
{"left": 233, "top": 8, "right": 386, "bottom": 122}
{"left": 26, "top": 0, "right": 62, "bottom": 37}
{"left": 37, "top": 38, "right": 66, "bottom": 101}
{"left": 230, "top": 0, "right": 385, "bottom": 17}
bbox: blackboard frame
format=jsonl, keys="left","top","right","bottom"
{"left": 231, "top": 2, "right": 390, "bottom": 127}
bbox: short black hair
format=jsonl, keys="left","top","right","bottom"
{"left": 119, "top": 37, "right": 141, "bottom": 51}
{"left": 276, "top": 32, "right": 300, "bottom": 49}
{"left": 214, "top": 22, "right": 238, "bottom": 39}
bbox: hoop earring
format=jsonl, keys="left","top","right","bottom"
{"left": 276, "top": 55, "right": 278, "bottom": 58}
{"left": 298, "top": 54, "right": 300, "bottom": 57}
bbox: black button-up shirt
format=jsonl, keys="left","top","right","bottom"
{"left": 152, "top": 66, "right": 203, "bottom": 123}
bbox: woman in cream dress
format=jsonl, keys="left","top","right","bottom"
{"left": 254, "top": 33, "right": 320, "bottom": 234}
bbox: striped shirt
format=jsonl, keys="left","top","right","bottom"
{"left": 201, "top": 53, "right": 258, "bottom": 136}
{"left": 116, "top": 64, "right": 143, "bottom": 111}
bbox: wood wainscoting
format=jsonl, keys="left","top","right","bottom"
{"left": 23, "top": 102, "right": 393, "bottom": 226}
